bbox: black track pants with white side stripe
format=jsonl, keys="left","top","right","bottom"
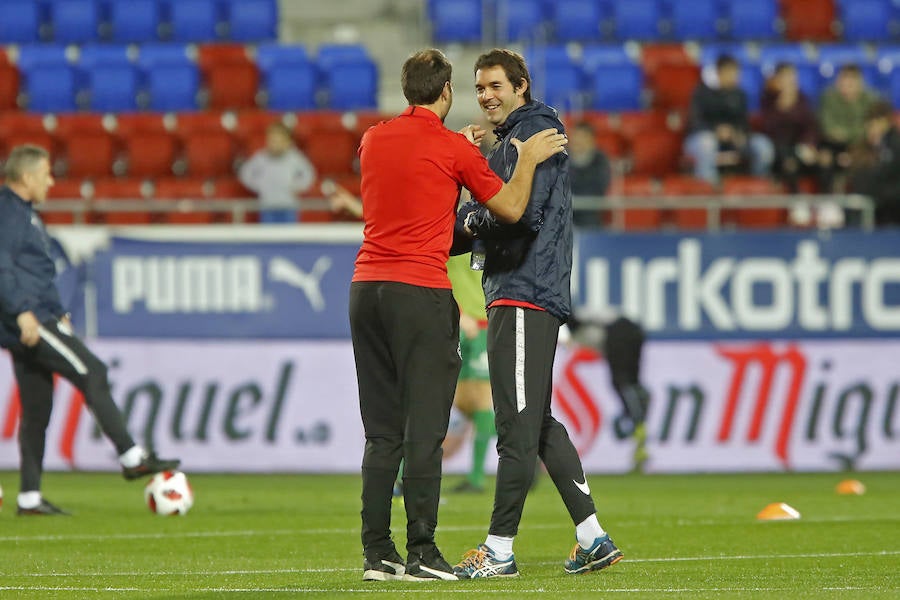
{"left": 486, "top": 306, "right": 597, "bottom": 537}
{"left": 11, "top": 319, "right": 136, "bottom": 492}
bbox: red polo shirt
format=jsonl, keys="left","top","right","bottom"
{"left": 352, "top": 106, "right": 504, "bottom": 289}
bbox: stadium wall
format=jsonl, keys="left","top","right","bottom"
{"left": 0, "top": 225, "right": 897, "bottom": 474}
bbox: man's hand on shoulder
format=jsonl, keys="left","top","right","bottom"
{"left": 511, "top": 128, "right": 568, "bottom": 165}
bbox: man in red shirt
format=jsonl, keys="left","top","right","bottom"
{"left": 351, "top": 48, "right": 567, "bottom": 582}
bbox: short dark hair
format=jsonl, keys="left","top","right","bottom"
{"left": 401, "top": 49, "right": 452, "bottom": 106}
{"left": 4, "top": 144, "right": 49, "bottom": 182}
{"left": 839, "top": 63, "right": 862, "bottom": 77}
{"left": 865, "top": 99, "right": 893, "bottom": 122}
{"left": 773, "top": 61, "right": 795, "bottom": 76}
{"left": 474, "top": 48, "right": 532, "bottom": 103}
{"left": 715, "top": 55, "right": 739, "bottom": 71}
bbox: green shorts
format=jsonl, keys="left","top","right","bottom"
{"left": 459, "top": 327, "right": 490, "bottom": 381}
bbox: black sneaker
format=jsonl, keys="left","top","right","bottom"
{"left": 450, "top": 480, "right": 484, "bottom": 494}
{"left": 122, "top": 451, "right": 181, "bottom": 481}
{"left": 17, "top": 499, "right": 71, "bottom": 516}
{"left": 363, "top": 549, "right": 406, "bottom": 581}
{"left": 403, "top": 547, "right": 459, "bottom": 581}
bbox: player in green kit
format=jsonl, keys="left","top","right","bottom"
{"left": 446, "top": 254, "right": 495, "bottom": 494}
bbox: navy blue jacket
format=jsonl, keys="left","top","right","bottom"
{"left": 461, "top": 101, "right": 573, "bottom": 321}
{"left": 0, "top": 186, "right": 66, "bottom": 349}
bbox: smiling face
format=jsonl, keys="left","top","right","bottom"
{"left": 475, "top": 65, "right": 527, "bottom": 127}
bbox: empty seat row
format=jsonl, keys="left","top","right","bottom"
{"left": 0, "top": 43, "right": 378, "bottom": 112}
{"left": 431, "top": 0, "right": 896, "bottom": 43}
{"left": 0, "top": 0, "right": 277, "bottom": 44}
{"left": 0, "top": 109, "right": 387, "bottom": 179}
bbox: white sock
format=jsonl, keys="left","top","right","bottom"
{"left": 18, "top": 491, "right": 42, "bottom": 509}
{"left": 119, "top": 445, "right": 145, "bottom": 468}
{"left": 575, "top": 513, "right": 606, "bottom": 549}
{"left": 484, "top": 535, "right": 514, "bottom": 560}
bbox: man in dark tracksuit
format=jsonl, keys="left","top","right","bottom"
{"left": 452, "top": 50, "right": 623, "bottom": 579}
{"left": 0, "top": 145, "right": 179, "bottom": 515}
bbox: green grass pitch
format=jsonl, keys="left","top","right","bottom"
{"left": 0, "top": 470, "right": 898, "bottom": 599}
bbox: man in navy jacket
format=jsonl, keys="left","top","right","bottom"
{"left": 0, "top": 145, "right": 179, "bottom": 515}
{"left": 453, "top": 50, "right": 622, "bottom": 578}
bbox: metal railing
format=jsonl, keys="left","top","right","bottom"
{"left": 36, "top": 194, "right": 877, "bottom": 231}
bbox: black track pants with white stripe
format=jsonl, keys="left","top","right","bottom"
{"left": 486, "top": 306, "right": 597, "bottom": 537}
{"left": 11, "top": 319, "right": 136, "bottom": 492}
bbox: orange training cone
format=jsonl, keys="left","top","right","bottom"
{"left": 836, "top": 479, "right": 866, "bottom": 495}
{"left": 756, "top": 502, "right": 801, "bottom": 521}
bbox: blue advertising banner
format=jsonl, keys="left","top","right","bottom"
{"left": 573, "top": 230, "right": 900, "bottom": 339}
{"left": 93, "top": 237, "right": 360, "bottom": 338}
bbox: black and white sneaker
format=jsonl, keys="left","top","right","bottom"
{"left": 363, "top": 550, "right": 406, "bottom": 581}
{"left": 122, "top": 451, "right": 181, "bottom": 481}
{"left": 17, "top": 498, "right": 71, "bottom": 516}
{"left": 403, "top": 547, "right": 459, "bottom": 581}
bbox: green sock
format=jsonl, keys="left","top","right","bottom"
{"left": 469, "top": 410, "right": 495, "bottom": 487}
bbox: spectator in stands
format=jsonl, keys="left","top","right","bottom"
{"left": 684, "top": 55, "right": 774, "bottom": 186}
{"left": 848, "top": 101, "right": 900, "bottom": 226}
{"left": 818, "top": 64, "right": 882, "bottom": 193}
{"left": 760, "top": 63, "right": 820, "bottom": 193}
{"left": 238, "top": 122, "right": 316, "bottom": 224}
{"left": 569, "top": 122, "right": 611, "bottom": 227}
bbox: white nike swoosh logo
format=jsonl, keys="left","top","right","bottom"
{"left": 419, "top": 565, "right": 458, "bottom": 580}
{"left": 573, "top": 477, "right": 591, "bottom": 496}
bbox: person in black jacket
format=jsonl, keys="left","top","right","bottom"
{"left": 0, "top": 145, "right": 179, "bottom": 516}
{"left": 849, "top": 100, "right": 900, "bottom": 226}
{"left": 684, "top": 54, "right": 774, "bottom": 185}
{"left": 569, "top": 122, "right": 612, "bottom": 227}
{"left": 453, "top": 49, "right": 622, "bottom": 579}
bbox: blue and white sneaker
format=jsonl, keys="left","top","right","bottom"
{"left": 564, "top": 534, "right": 623, "bottom": 574}
{"left": 453, "top": 544, "right": 519, "bottom": 579}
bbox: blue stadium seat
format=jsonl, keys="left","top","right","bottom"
{"left": 429, "top": 0, "right": 483, "bottom": 42}
{"left": 108, "top": 0, "right": 161, "bottom": 42}
{"left": 256, "top": 44, "right": 317, "bottom": 110}
{"left": 723, "top": 0, "right": 778, "bottom": 40}
{"left": 759, "top": 45, "right": 820, "bottom": 101}
{"left": 48, "top": 0, "right": 100, "bottom": 43}
{"left": 609, "top": 0, "right": 661, "bottom": 40}
{"left": 836, "top": 0, "right": 891, "bottom": 41}
{"left": 876, "top": 46, "right": 900, "bottom": 96}
{"left": 168, "top": 0, "right": 222, "bottom": 42}
{"left": 226, "top": 0, "right": 278, "bottom": 41}
{"left": 525, "top": 46, "right": 585, "bottom": 112}
{"left": 137, "top": 44, "right": 199, "bottom": 111}
{"left": 669, "top": 0, "right": 721, "bottom": 41}
{"left": 317, "top": 45, "right": 378, "bottom": 110}
{"left": 552, "top": 0, "right": 603, "bottom": 41}
{"left": 0, "top": 0, "right": 41, "bottom": 43}
{"left": 79, "top": 45, "right": 138, "bottom": 111}
{"left": 581, "top": 44, "right": 633, "bottom": 70}
{"left": 818, "top": 45, "right": 879, "bottom": 93}
{"left": 18, "top": 46, "right": 76, "bottom": 112}
{"left": 497, "top": 0, "right": 546, "bottom": 42}
{"left": 588, "top": 63, "right": 643, "bottom": 110}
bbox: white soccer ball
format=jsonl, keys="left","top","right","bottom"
{"left": 144, "top": 471, "right": 194, "bottom": 516}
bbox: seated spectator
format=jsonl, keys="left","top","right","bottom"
{"left": 818, "top": 64, "right": 882, "bottom": 193}
{"left": 760, "top": 62, "right": 820, "bottom": 192}
{"left": 238, "top": 122, "right": 316, "bottom": 224}
{"left": 683, "top": 55, "right": 774, "bottom": 186}
{"left": 569, "top": 122, "right": 612, "bottom": 226}
{"left": 848, "top": 101, "right": 900, "bottom": 227}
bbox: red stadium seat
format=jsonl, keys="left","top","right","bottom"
{"left": 630, "top": 129, "right": 683, "bottom": 177}
{"left": 42, "top": 178, "right": 84, "bottom": 224}
{"left": 182, "top": 130, "right": 236, "bottom": 177}
{"left": 650, "top": 64, "right": 701, "bottom": 110}
{"left": 197, "top": 44, "right": 252, "bottom": 71}
{"left": 618, "top": 110, "right": 672, "bottom": 143}
{"left": 662, "top": 175, "right": 715, "bottom": 229}
{"left": 610, "top": 175, "right": 663, "bottom": 230}
{"left": 0, "top": 112, "right": 47, "bottom": 138}
{"left": 211, "top": 176, "right": 253, "bottom": 198}
{"left": 2, "top": 131, "right": 55, "bottom": 158}
{"left": 722, "top": 176, "right": 786, "bottom": 228}
{"left": 153, "top": 177, "right": 220, "bottom": 223}
{"left": 594, "top": 131, "right": 626, "bottom": 159}
{"left": 54, "top": 113, "right": 108, "bottom": 136}
{"left": 58, "top": 132, "right": 117, "bottom": 178}
{"left": 782, "top": 0, "right": 837, "bottom": 40}
{"left": 206, "top": 62, "right": 259, "bottom": 109}
{"left": 302, "top": 128, "right": 357, "bottom": 177}
{"left": 173, "top": 111, "right": 229, "bottom": 135}
{"left": 349, "top": 110, "right": 390, "bottom": 140}
{"left": 91, "top": 177, "right": 150, "bottom": 200}
{"left": 122, "top": 131, "right": 179, "bottom": 177}
{"left": 0, "top": 63, "right": 20, "bottom": 109}
{"left": 113, "top": 113, "right": 168, "bottom": 137}
{"left": 233, "top": 110, "right": 285, "bottom": 153}
{"left": 293, "top": 111, "right": 346, "bottom": 142}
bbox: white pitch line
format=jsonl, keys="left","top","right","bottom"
{"left": 0, "top": 586, "right": 885, "bottom": 595}
{"left": 4, "top": 549, "right": 898, "bottom": 579}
